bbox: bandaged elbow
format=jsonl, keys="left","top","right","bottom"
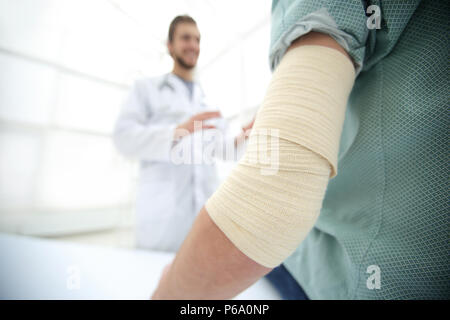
{"left": 205, "top": 45, "right": 355, "bottom": 268}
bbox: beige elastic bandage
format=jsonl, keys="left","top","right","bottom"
{"left": 205, "top": 45, "right": 355, "bottom": 268}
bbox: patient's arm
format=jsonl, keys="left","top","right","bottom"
{"left": 152, "top": 206, "right": 269, "bottom": 299}
{"left": 151, "top": 32, "right": 354, "bottom": 299}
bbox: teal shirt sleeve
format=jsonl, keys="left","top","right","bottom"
{"left": 269, "top": 0, "right": 370, "bottom": 73}
{"left": 269, "top": 0, "right": 421, "bottom": 74}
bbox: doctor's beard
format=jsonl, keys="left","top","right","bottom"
{"left": 175, "top": 54, "right": 196, "bottom": 70}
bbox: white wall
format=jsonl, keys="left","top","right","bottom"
{"left": 0, "top": 0, "right": 272, "bottom": 235}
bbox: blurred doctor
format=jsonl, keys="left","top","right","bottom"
{"left": 113, "top": 15, "right": 251, "bottom": 252}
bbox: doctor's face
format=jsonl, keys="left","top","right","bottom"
{"left": 168, "top": 22, "right": 200, "bottom": 69}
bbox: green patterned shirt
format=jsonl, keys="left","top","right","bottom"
{"left": 270, "top": 0, "right": 449, "bottom": 299}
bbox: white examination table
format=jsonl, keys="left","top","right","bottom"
{"left": 0, "top": 233, "right": 281, "bottom": 300}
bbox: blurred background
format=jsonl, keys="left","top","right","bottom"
{"left": 0, "top": 0, "right": 272, "bottom": 247}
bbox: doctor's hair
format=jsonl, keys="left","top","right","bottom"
{"left": 168, "top": 15, "right": 197, "bottom": 43}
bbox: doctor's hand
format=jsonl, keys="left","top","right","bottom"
{"left": 242, "top": 118, "right": 255, "bottom": 134}
{"left": 234, "top": 117, "right": 255, "bottom": 147}
{"left": 174, "top": 111, "right": 222, "bottom": 139}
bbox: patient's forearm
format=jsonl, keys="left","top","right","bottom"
{"left": 152, "top": 206, "right": 272, "bottom": 299}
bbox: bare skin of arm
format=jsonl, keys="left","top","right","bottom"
{"left": 151, "top": 32, "right": 354, "bottom": 300}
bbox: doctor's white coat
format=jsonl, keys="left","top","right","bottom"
{"left": 113, "top": 73, "right": 241, "bottom": 252}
